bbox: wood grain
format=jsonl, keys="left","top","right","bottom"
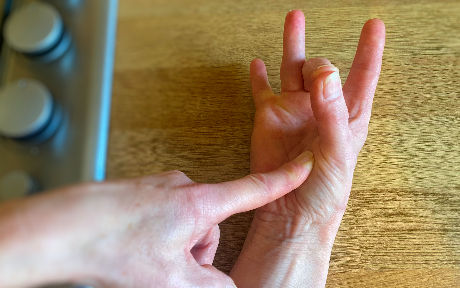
{"left": 108, "top": 0, "right": 460, "bottom": 286}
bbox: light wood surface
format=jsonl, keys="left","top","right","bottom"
{"left": 108, "top": 0, "right": 460, "bottom": 286}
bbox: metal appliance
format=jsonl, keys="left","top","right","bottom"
{"left": 0, "top": 0, "right": 117, "bottom": 201}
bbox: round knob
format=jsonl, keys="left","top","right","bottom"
{"left": 4, "top": 2, "right": 64, "bottom": 55}
{"left": 0, "top": 79, "right": 54, "bottom": 139}
{"left": 0, "top": 171, "right": 36, "bottom": 201}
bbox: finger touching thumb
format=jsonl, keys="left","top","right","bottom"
{"left": 200, "top": 151, "right": 314, "bottom": 223}
{"left": 308, "top": 66, "right": 350, "bottom": 152}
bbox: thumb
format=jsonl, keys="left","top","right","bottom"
{"left": 198, "top": 151, "right": 314, "bottom": 223}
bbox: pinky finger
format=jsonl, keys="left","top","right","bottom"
{"left": 250, "top": 58, "right": 273, "bottom": 108}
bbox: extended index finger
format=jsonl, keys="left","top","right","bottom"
{"left": 197, "top": 151, "right": 314, "bottom": 224}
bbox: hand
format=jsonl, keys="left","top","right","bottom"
{"left": 231, "top": 10, "right": 385, "bottom": 287}
{"left": 0, "top": 152, "right": 313, "bottom": 288}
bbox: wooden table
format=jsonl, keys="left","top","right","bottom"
{"left": 108, "top": 0, "right": 460, "bottom": 286}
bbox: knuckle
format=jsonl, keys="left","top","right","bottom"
{"left": 182, "top": 184, "right": 209, "bottom": 218}
{"left": 248, "top": 173, "right": 273, "bottom": 196}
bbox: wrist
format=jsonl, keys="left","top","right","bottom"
{"left": 0, "top": 189, "right": 95, "bottom": 287}
{"left": 231, "top": 210, "right": 343, "bottom": 287}
{"left": 243, "top": 209, "right": 341, "bottom": 258}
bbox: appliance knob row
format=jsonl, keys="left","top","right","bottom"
{"left": 0, "top": 2, "right": 71, "bottom": 201}
{"left": 1, "top": 1, "right": 67, "bottom": 142}
{"left": 4, "top": 1, "right": 71, "bottom": 62}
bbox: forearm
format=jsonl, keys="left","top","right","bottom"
{"left": 231, "top": 211, "right": 343, "bottom": 288}
{"left": 0, "top": 190, "right": 93, "bottom": 287}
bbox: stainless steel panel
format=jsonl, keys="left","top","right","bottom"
{"left": 0, "top": 0, "right": 118, "bottom": 192}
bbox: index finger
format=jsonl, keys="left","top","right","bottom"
{"left": 197, "top": 151, "right": 314, "bottom": 224}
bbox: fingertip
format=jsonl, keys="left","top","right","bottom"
{"left": 263, "top": 151, "right": 314, "bottom": 195}
{"left": 292, "top": 150, "right": 315, "bottom": 182}
{"left": 250, "top": 58, "right": 266, "bottom": 72}
{"left": 365, "top": 18, "right": 385, "bottom": 31}
{"left": 249, "top": 58, "right": 268, "bottom": 81}
{"left": 249, "top": 59, "right": 271, "bottom": 108}
{"left": 251, "top": 57, "right": 263, "bottom": 66}
{"left": 286, "top": 9, "right": 305, "bottom": 21}
{"left": 281, "top": 9, "right": 305, "bottom": 92}
{"left": 284, "top": 9, "right": 305, "bottom": 33}
{"left": 362, "top": 18, "right": 386, "bottom": 46}
{"left": 276, "top": 151, "right": 314, "bottom": 192}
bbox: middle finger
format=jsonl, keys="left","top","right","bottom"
{"left": 281, "top": 10, "right": 305, "bottom": 92}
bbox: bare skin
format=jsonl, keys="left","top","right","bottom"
{"left": 231, "top": 10, "right": 385, "bottom": 287}
{"left": 0, "top": 10, "right": 385, "bottom": 288}
{"left": 0, "top": 153, "right": 313, "bottom": 288}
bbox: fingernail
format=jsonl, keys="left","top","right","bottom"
{"left": 323, "top": 71, "right": 342, "bottom": 100}
{"left": 309, "top": 64, "right": 338, "bottom": 86}
{"left": 297, "top": 151, "right": 314, "bottom": 170}
{"left": 311, "top": 64, "right": 339, "bottom": 80}
{"left": 316, "top": 64, "right": 339, "bottom": 71}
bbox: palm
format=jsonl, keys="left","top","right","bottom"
{"left": 251, "top": 89, "right": 351, "bottom": 225}
{"left": 248, "top": 11, "right": 385, "bottom": 230}
{"left": 252, "top": 91, "right": 316, "bottom": 172}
